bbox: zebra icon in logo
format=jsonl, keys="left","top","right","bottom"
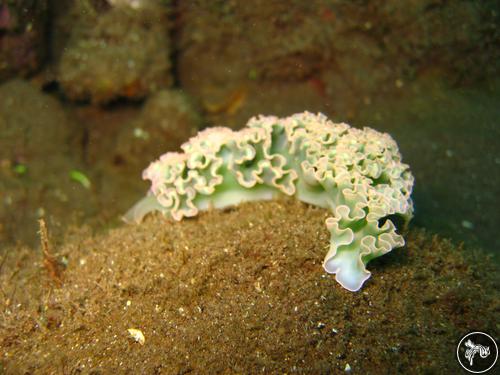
{"left": 457, "top": 332, "right": 498, "bottom": 373}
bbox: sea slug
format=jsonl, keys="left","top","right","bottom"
{"left": 125, "top": 112, "right": 414, "bottom": 292}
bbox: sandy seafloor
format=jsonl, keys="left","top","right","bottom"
{"left": 0, "top": 199, "right": 498, "bottom": 373}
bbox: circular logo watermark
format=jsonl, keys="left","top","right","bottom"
{"left": 456, "top": 331, "right": 498, "bottom": 373}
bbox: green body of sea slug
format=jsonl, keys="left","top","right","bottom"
{"left": 125, "top": 112, "right": 414, "bottom": 292}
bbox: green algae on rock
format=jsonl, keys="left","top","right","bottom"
{"left": 125, "top": 112, "right": 414, "bottom": 292}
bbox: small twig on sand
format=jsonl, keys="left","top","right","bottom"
{"left": 38, "top": 219, "right": 62, "bottom": 286}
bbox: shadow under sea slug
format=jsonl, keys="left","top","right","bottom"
{"left": 125, "top": 112, "right": 414, "bottom": 292}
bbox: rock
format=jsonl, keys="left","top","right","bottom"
{"left": 176, "top": 0, "right": 499, "bottom": 126}
{"left": 0, "top": 1, "right": 48, "bottom": 81}
{"left": 57, "top": 1, "right": 172, "bottom": 104}
{"left": 0, "top": 79, "right": 94, "bottom": 246}
{"left": 114, "top": 89, "right": 201, "bottom": 170}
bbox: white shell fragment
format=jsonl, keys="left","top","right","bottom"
{"left": 125, "top": 112, "right": 414, "bottom": 292}
{"left": 127, "top": 328, "right": 145, "bottom": 345}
